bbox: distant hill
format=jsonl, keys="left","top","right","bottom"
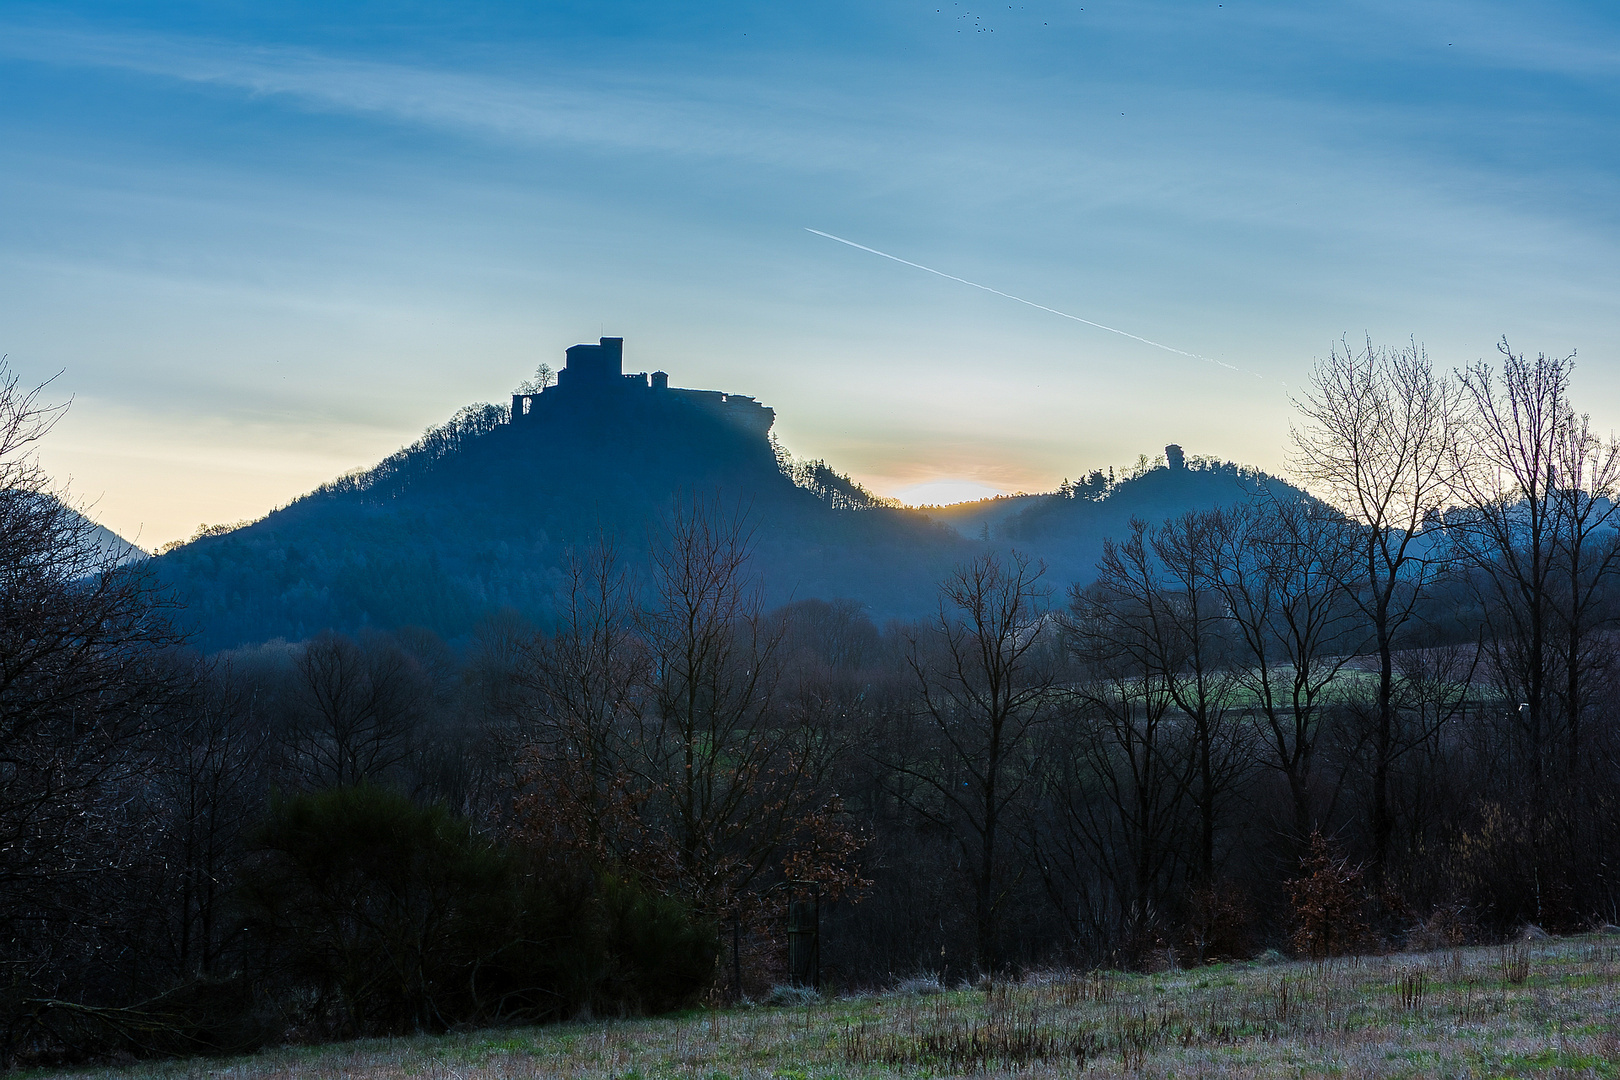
{"left": 86, "top": 518, "right": 148, "bottom": 565}
{"left": 152, "top": 343, "right": 1302, "bottom": 651}
{"left": 152, "top": 339, "right": 971, "bottom": 650}
{"left": 52, "top": 501, "right": 148, "bottom": 565}
{"left": 917, "top": 448, "right": 1307, "bottom": 594}
{"left": 993, "top": 451, "right": 1304, "bottom": 575}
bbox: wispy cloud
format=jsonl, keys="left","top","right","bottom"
{"left": 9, "top": 17, "right": 1609, "bottom": 253}
{"left": 10, "top": 18, "right": 1616, "bottom": 348}
{"left": 0, "top": 23, "right": 866, "bottom": 166}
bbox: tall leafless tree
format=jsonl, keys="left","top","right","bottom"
{"left": 895, "top": 551, "right": 1056, "bottom": 972}
{"left": 514, "top": 536, "right": 647, "bottom": 864}
{"left": 280, "top": 632, "right": 427, "bottom": 788}
{"left": 1059, "top": 534, "right": 1190, "bottom": 948}
{"left": 1291, "top": 337, "right": 1458, "bottom": 876}
{"left": 634, "top": 496, "right": 805, "bottom": 914}
{"left": 1452, "top": 341, "right": 1620, "bottom": 779}
{"left": 1146, "top": 512, "right": 1251, "bottom": 884}
{"left": 1547, "top": 394, "right": 1620, "bottom": 776}
{"left": 1450, "top": 342, "right": 1572, "bottom": 790}
{"left": 1209, "top": 497, "right": 1361, "bottom": 844}
{"left": 0, "top": 363, "right": 185, "bottom": 1046}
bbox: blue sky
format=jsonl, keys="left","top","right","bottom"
{"left": 4, "top": 1, "right": 1620, "bottom": 546}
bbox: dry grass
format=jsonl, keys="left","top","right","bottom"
{"left": 24, "top": 935, "right": 1620, "bottom": 1080}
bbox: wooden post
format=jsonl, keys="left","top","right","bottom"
{"left": 813, "top": 883, "right": 822, "bottom": 992}
{"left": 788, "top": 900, "right": 812, "bottom": 987}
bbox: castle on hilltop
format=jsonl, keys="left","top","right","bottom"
{"left": 510, "top": 337, "right": 775, "bottom": 438}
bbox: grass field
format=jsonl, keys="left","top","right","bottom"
{"left": 31, "top": 934, "right": 1620, "bottom": 1080}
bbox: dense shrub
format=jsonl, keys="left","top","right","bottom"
{"left": 592, "top": 873, "right": 718, "bottom": 1014}
{"left": 239, "top": 786, "right": 714, "bottom": 1037}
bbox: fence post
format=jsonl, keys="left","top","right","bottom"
{"left": 788, "top": 899, "right": 813, "bottom": 987}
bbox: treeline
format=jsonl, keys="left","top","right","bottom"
{"left": 5, "top": 338, "right": 1620, "bottom": 1065}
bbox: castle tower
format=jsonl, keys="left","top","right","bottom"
{"left": 556, "top": 337, "right": 624, "bottom": 390}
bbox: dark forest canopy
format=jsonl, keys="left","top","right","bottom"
{"left": 151, "top": 391, "right": 1295, "bottom": 651}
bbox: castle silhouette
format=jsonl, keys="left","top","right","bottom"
{"left": 510, "top": 337, "right": 774, "bottom": 438}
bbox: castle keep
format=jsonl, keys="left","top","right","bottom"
{"left": 510, "top": 337, "right": 774, "bottom": 438}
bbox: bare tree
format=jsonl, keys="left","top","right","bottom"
{"left": 633, "top": 496, "right": 806, "bottom": 914}
{"left": 0, "top": 362, "right": 185, "bottom": 1052}
{"left": 280, "top": 632, "right": 426, "bottom": 788}
{"left": 1451, "top": 341, "right": 1620, "bottom": 780}
{"left": 1146, "top": 512, "right": 1251, "bottom": 885}
{"left": 1058, "top": 538, "right": 1189, "bottom": 950}
{"left": 1291, "top": 337, "right": 1458, "bottom": 876}
{"left": 156, "top": 659, "right": 268, "bottom": 977}
{"left": 513, "top": 536, "right": 647, "bottom": 864}
{"left": 897, "top": 551, "right": 1057, "bottom": 972}
{"left": 1547, "top": 396, "right": 1620, "bottom": 775}
{"left": 1210, "top": 498, "right": 1361, "bottom": 844}
{"left": 1052, "top": 516, "right": 1249, "bottom": 941}
{"left": 1446, "top": 341, "right": 1620, "bottom": 919}
{"left": 514, "top": 363, "right": 556, "bottom": 395}
{"left": 1450, "top": 342, "right": 1572, "bottom": 789}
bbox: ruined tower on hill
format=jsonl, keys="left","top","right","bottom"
{"left": 510, "top": 337, "right": 775, "bottom": 438}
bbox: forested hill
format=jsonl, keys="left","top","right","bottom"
{"left": 993, "top": 455, "right": 1307, "bottom": 568}
{"left": 153, "top": 385, "right": 1302, "bottom": 652}
{"left": 920, "top": 453, "right": 1309, "bottom": 581}
{"left": 152, "top": 393, "right": 971, "bottom": 651}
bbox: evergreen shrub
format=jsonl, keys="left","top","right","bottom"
{"left": 238, "top": 785, "right": 714, "bottom": 1037}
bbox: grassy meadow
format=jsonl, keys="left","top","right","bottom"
{"left": 29, "top": 935, "right": 1620, "bottom": 1080}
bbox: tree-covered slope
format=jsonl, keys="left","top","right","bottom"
{"left": 960, "top": 456, "right": 1309, "bottom": 588}
{"left": 154, "top": 389, "right": 1304, "bottom": 652}
{"left": 153, "top": 397, "right": 970, "bottom": 650}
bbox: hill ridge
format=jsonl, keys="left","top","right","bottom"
{"left": 153, "top": 339, "right": 1300, "bottom": 650}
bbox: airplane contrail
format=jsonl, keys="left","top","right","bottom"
{"left": 805, "top": 227, "right": 1256, "bottom": 377}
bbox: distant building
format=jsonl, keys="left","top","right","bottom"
{"left": 511, "top": 337, "right": 775, "bottom": 437}
{"left": 1166, "top": 444, "right": 1186, "bottom": 470}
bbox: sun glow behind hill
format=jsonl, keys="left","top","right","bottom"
{"left": 895, "top": 479, "right": 1008, "bottom": 507}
